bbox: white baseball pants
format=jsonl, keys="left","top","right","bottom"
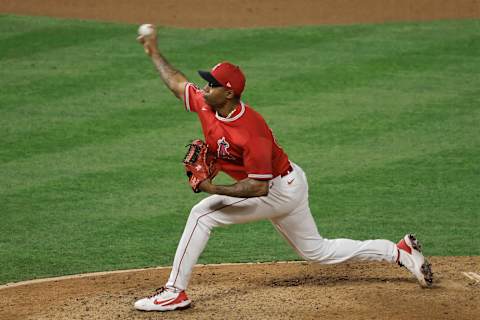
{"left": 166, "top": 163, "right": 398, "bottom": 290}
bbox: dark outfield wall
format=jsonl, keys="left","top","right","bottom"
{"left": 0, "top": 0, "right": 479, "bottom": 27}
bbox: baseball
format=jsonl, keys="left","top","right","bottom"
{"left": 138, "top": 24, "right": 155, "bottom": 37}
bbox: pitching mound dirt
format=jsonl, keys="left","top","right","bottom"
{"left": 1, "top": 257, "right": 479, "bottom": 319}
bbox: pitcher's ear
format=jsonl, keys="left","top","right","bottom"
{"left": 225, "top": 88, "right": 235, "bottom": 99}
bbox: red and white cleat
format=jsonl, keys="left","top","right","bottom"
{"left": 134, "top": 287, "right": 191, "bottom": 311}
{"left": 396, "top": 234, "right": 433, "bottom": 288}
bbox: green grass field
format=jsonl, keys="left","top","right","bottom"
{"left": 1, "top": 15, "right": 479, "bottom": 285}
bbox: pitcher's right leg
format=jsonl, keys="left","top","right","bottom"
{"left": 271, "top": 207, "right": 397, "bottom": 264}
{"left": 271, "top": 206, "right": 434, "bottom": 286}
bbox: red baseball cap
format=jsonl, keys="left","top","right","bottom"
{"left": 198, "top": 62, "right": 246, "bottom": 96}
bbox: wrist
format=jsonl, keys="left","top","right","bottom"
{"left": 199, "top": 180, "right": 215, "bottom": 194}
{"left": 208, "top": 183, "right": 216, "bottom": 194}
{"left": 205, "top": 181, "right": 216, "bottom": 194}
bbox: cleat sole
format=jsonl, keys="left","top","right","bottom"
{"left": 421, "top": 260, "right": 434, "bottom": 287}
{"left": 404, "top": 234, "right": 433, "bottom": 287}
{"left": 408, "top": 234, "right": 423, "bottom": 252}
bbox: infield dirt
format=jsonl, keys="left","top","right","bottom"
{"left": 1, "top": 257, "right": 479, "bottom": 319}
{"left": 1, "top": 0, "right": 479, "bottom": 27}
{"left": 0, "top": 1, "right": 479, "bottom": 319}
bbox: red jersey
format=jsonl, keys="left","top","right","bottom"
{"left": 183, "top": 83, "right": 290, "bottom": 181}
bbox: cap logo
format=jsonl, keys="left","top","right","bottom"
{"left": 226, "top": 81, "right": 231, "bottom": 88}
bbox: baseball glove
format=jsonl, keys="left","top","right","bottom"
{"left": 183, "top": 139, "right": 219, "bottom": 193}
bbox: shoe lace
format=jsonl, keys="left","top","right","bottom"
{"left": 148, "top": 287, "right": 166, "bottom": 298}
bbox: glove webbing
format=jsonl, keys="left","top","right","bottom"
{"left": 183, "top": 143, "right": 202, "bottom": 164}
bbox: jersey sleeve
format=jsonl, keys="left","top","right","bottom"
{"left": 183, "top": 82, "right": 205, "bottom": 113}
{"left": 244, "top": 136, "right": 273, "bottom": 180}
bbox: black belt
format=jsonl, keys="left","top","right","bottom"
{"left": 280, "top": 165, "right": 294, "bottom": 177}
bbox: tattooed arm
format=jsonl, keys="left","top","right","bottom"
{"left": 199, "top": 178, "right": 269, "bottom": 198}
{"left": 138, "top": 32, "right": 188, "bottom": 99}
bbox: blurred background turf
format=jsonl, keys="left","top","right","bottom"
{"left": 0, "top": 15, "right": 479, "bottom": 284}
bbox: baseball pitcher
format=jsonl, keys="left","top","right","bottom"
{"left": 134, "top": 25, "right": 433, "bottom": 312}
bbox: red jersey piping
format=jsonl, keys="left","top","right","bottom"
{"left": 215, "top": 102, "right": 246, "bottom": 122}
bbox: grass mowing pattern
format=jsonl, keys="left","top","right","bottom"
{"left": 0, "top": 15, "right": 479, "bottom": 284}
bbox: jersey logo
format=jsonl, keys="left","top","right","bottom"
{"left": 217, "top": 137, "right": 236, "bottom": 160}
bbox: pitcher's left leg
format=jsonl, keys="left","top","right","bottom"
{"left": 166, "top": 191, "right": 294, "bottom": 291}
